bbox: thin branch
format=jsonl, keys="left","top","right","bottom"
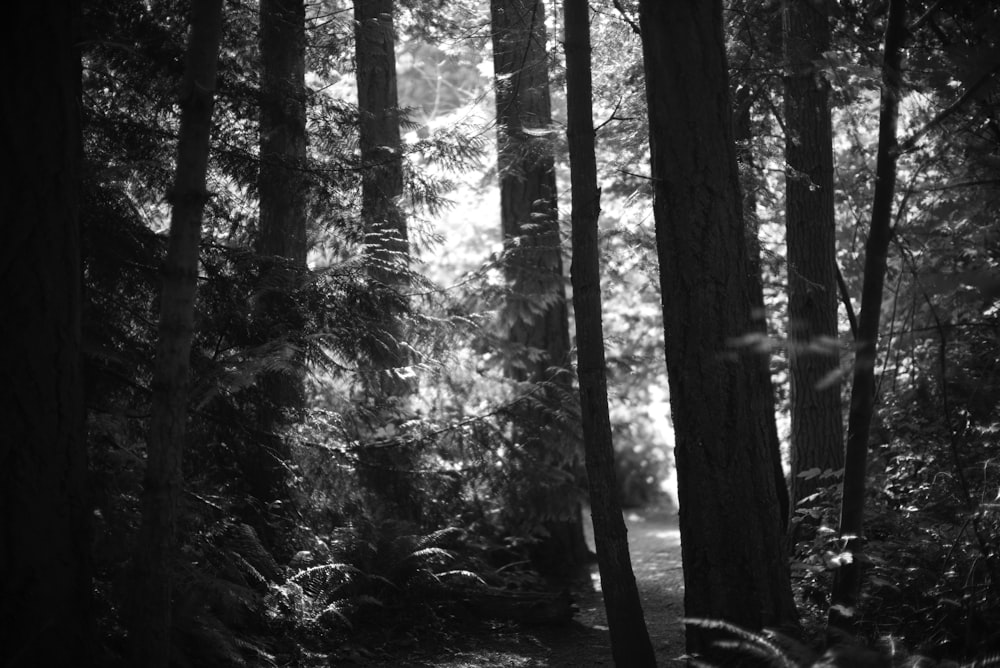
{"left": 615, "top": 167, "right": 656, "bottom": 182}
{"left": 611, "top": 0, "right": 641, "bottom": 36}
{"left": 836, "top": 263, "right": 859, "bottom": 340}
{"left": 594, "top": 94, "right": 626, "bottom": 133}
{"left": 912, "top": 177, "right": 1000, "bottom": 193}
{"left": 908, "top": 0, "right": 948, "bottom": 33}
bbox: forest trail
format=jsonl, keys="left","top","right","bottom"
{"left": 366, "top": 506, "right": 686, "bottom": 667}
{"left": 569, "top": 506, "right": 687, "bottom": 667}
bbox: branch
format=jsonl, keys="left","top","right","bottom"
{"left": 611, "top": 0, "right": 641, "bottom": 36}
{"left": 898, "top": 64, "right": 1000, "bottom": 153}
{"left": 615, "top": 167, "right": 657, "bottom": 182}
{"left": 907, "top": 0, "right": 947, "bottom": 33}
{"left": 836, "top": 263, "right": 859, "bottom": 341}
{"left": 594, "top": 94, "right": 627, "bottom": 133}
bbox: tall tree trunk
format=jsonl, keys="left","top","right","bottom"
{"left": 638, "top": 0, "right": 798, "bottom": 653}
{"left": 782, "top": 0, "right": 844, "bottom": 526}
{"left": 491, "top": 0, "right": 589, "bottom": 579}
{"left": 129, "top": 2, "right": 224, "bottom": 665}
{"left": 248, "top": 0, "right": 308, "bottom": 544}
{"left": 731, "top": 9, "right": 790, "bottom": 528}
{"left": 1, "top": 2, "right": 93, "bottom": 665}
{"left": 356, "top": 0, "right": 407, "bottom": 286}
{"left": 736, "top": 95, "right": 790, "bottom": 534}
{"left": 565, "top": 1, "right": 657, "bottom": 664}
{"left": 353, "top": 0, "right": 416, "bottom": 519}
{"left": 828, "top": 0, "right": 907, "bottom": 638}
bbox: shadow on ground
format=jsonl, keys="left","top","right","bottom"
{"left": 361, "top": 506, "right": 686, "bottom": 667}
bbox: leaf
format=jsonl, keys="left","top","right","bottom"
{"left": 869, "top": 576, "right": 900, "bottom": 592}
{"left": 523, "top": 126, "right": 557, "bottom": 137}
{"left": 815, "top": 366, "right": 845, "bottom": 390}
{"left": 829, "top": 604, "right": 855, "bottom": 618}
{"left": 825, "top": 550, "right": 853, "bottom": 568}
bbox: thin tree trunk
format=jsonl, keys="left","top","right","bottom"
{"left": 565, "top": 1, "right": 657, "bottom": 664}
{"left": 1, "top": 2, "right": 92, "bottom": 664}
{"left": 249, "top": 0, "right": 308, "bottom": 542}
{"left": 638, "top": 0, "right": 798, "bottom": 653}
{"left": 828, "top": 0, "right": 907, "bottom": 638}
{"left": 782, "top": 0, "right": 844, "bottom": 525}
{"left": 491, "top": 0, "right": 589, "bottom": 579}
{"left": 129, "top": 2, "right": 224, "bottom": 665}
{"left": 353, "top": 0, "right": 417, "bottom": 519}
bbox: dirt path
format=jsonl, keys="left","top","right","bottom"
{"left": 366, "top": 507, "right": 687, "bottom": 666}
{"left": 573, "top": 506, "right": 687, "bottom": 666}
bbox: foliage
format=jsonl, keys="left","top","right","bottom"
{"left": 684, "top": 617, "right": 1000, "bottom": 667}
{"left": 265, "top": 520, "right": 487, "bottom": 663}
{"left": 66, "top": 0, "right": 1000, "bottom": 662}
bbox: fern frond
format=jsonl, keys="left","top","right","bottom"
{"left": 416, "top": 526, "right": 464, "bottom": 550}
{"left": 683, "top": 618, "right": 798, "bottom": 668}
{"left": 289, "top": 562, "right": 359, "bottom": 598}
{"left": 222, "top": 523, "right": 281, "bottom": 583}
{"left": 438, "top": 570, "right": 487, "bottom": 587}
{"left": 407, "top": 546, "right": 455, "bottom": 566}
{"left": 230, "top": 552, "right": 268, "bottom": 589}
{"left": 317, "top": 601, "right": 353, "bottom": 629}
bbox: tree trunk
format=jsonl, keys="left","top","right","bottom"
{"left": 353, "top": 0, "right": 417, "bottom": 520}
{"left": 356, "top": 0, "right": 408, "bottom": 286}
{"left": 732, "top": 53, "right": 790, "bottom": 533}
{"left": 828, "top": 0, "right": 907, "bottom": 639}
{"left": 248, "top": 0, "right": 308, "bottom": 543}
{"left": 491, "top": 0, "right": 589, "bottom": 579}
{"left": 129, "top": 2, "right": 224, "bottom": 665}
{"left": 565, "top": 1, "right": 658, "bottom": 664}
{"left": 0, "top": 3, "right": 93, "bottom": 664}
{"left": 638, "top": 0, "right": 798, "bottom": 654}
{"left": 782, "top": 0, "right": 844, "bottom": 525}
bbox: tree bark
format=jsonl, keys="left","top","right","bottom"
{"left": 247, "top": 0, "right": 309, "bottom": 540}
{"left": 565, "top": 1, "right": 658, "bottom": 664}
{"left": 731, "top": 8, "right": 790, "bottom": 529}
{"left": 638, "top": 0, "right": 798, "bottom": 653}
{"left": 782, "top": 0, "right": 844, "bottom": 524}
{"left": 356, "top": 0, "right": 408, "bottom": 286}
{"left": 0, "top": 2, "right": 93, "bottom": 664}
{"left": 491, "top": 0, "right": 590, "bottom": 579}
{"left": 353, "top": 0, "right": 417, "bottom": 519}
{"left": 828, "top": 0, "right": 907, "bottom": 638}
{"left": 129, "top": 2, "right": 224, "bottom": 665}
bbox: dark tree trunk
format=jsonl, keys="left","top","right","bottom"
{"left": 638, "top": 0, "right": 798, "bottom": 653}
{"left": 491, "top": 0, "right": 589, "bottom": 579}
{"left": 247, "top": 0, "right": 308, "bottom": 541}
{"left": 356, "top": 0, "right": 407, "bottom": 285}
{"left": 353, "top": 0, "right": 417, "bottom": 519}
{"left": 737, "top": 2, "right": 791, "bottom": 533}
{"left": 0, "top": 2, "right": 93, "bottom": 665}
{"left": 731, "top": 52, "right": 790, "bottom": 533}
{"left": 129, "top": 2, "right": 224, "bottom": 665}
{"left": 828, "top": 0, "right": 907, "bottom": 639}
{"left": 782, "top": 0, "right": 844, "bottom": 524}
{"left": 565, "top": 1, "right": 657, "bottom": 664}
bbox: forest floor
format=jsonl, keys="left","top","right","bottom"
{"left": 359, "top": 504, "right": 687, "bottom": 667}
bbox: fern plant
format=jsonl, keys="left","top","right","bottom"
{"left": 169, "top": 521, "right": 285, "bottom": 668}
{"left": 683, "top": 618, "right": 1000, "bottom": 668}
{"left": 267, "top": 520, "right": 485, "bottom": 638}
